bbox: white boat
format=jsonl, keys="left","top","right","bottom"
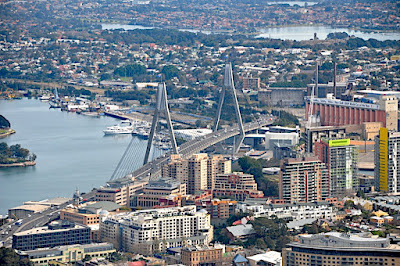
{"left": 103, "top": 120, "right": 134, "bottom": 135}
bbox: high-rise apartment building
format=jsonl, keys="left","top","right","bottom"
{"left": 213, "top": 172, "right": 264, "bottom": 201}
{"left": 279, "top": 157, "right": 330, "bottom": 203}
{"left": 375, "top": 128, "right": 400, "bottom": 193}
{"left": 100, "top": 206, "right": 213, "bottom": 255}
{"left": 314, "top": 138, "right": 358, "bottom": 196}
{"left": 162, "top": 154, "right": 231, "bottom": 194}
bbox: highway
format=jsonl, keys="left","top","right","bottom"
{"left": 0, "top": 200, "right": 74, "bottom": 248}
{"left": 0, "top": 117, "right": 274, "bottom": 248}
{"left": 118, "top": 116, "right": 276, "bottom": 182}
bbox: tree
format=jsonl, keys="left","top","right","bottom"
{"left": 0, "top": 115, "right": 11, "bottom": 129}
{"left": 0, "top": 247, "right": 32, "bottom": 265}
{"left": 161, "top": 65, "right": 181, "bottom": 80}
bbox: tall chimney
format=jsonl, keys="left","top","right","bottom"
{"left": 333, "top": 61, "right": 337, "bottom": 99}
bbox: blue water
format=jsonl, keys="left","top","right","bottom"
{"left": 0, "top": 99, "right": 149, "bottom": 215}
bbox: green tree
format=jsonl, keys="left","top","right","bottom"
{"left": 0, "top": 115, "right": 11, "bottom": 129}
{"left": 161, "top": 65, "right": 181, "bottom": 80}
{"left": 0, "top": 247, "right": 32, "bottom": 265}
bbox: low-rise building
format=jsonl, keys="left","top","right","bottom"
{"left": 131, "top": 179, "right": 186, "bottom": 209}
{"left": 247, "top": 251, "right": 282, "bottom": 266}
{"left": 12, "top": 221, "right": 91, "bottom": 251}
{"left": 236, "top": 200, "right": 336, "bottom": 221}
{"left": 181, "top": 245, "right": 224, "bottom": 266}
{"left": 282, "top": 232, "right": 400, "bottom": 266}
{"left": 95, "top": 179, "right": 145, "bottom": 206}
{"left": 8, "top": 205, "right": 50, "bottom": 220}
{"left": 17, "top": 243, "right": 115, "bottom": 266}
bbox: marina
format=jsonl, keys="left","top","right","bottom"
{"left": 0, "top": 98, "right": 151, "bottom": 215}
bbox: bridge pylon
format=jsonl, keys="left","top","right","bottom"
{"left": 143, "top": 82, "right": 178, "bottom": 165}
{"left": 213, "top": 63, "right": 245, "bottom": 153}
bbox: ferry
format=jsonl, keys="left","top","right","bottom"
{"left": 103, "top": 120, "right": 134, "bottom": 135}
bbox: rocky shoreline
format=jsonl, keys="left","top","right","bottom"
{"left": 0, "top": 161, "right": 36, "bottom": 168}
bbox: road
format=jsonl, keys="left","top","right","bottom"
{"left": 0, "top": 200, "right": 74, "bottom": 248}
{"left": 113, "top": 116, "right": 276, "bottom": 182}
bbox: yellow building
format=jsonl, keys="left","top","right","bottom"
{"left": 374, "top": 128, "right": 400, "bottom": 193}
{"left": 18, "top": 243, "right": 115, "bottom": 266}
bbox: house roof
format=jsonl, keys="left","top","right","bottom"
{"left": 226, "top": 224, "right": 255, "bottom": 237}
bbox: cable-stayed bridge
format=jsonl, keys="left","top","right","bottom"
{"left": 109, "top": 63, "right": 276, "bottom": 183}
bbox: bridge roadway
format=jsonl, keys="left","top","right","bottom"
{"left": 114, "top": 117, "right": 276, "bottom": 183}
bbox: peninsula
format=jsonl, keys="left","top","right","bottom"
{"left": 0, "top": 115, "right": 15, "bottom": 138}
{"left": 0, "top": 142, "right": 36, "bottom": 168}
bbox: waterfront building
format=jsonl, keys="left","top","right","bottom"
{"left": 305, "top": 95, "right": 398, "bottom": 131}
{"left": 100, "top": 206, "right": 213, "bottom": 255}
{"left": 131, "top": 179, "right": 187, "bottom": 209}
{"left": 236, "top": 200, "right": 336, "bottom": 221}
{"left": 282, "top": 232, "right": 400, "bottom": 266}
{"left": 375, "top": 128, "right": 400, "bottom": 193}
{"left": 12, "top": 221, "right": 90, "bottom": 251}
{"left": 162, "top": 154, "right": 231, "bottom": 194}
{"left": 314, "top": 138, "right": 358, "bottom": 196}
{"left": 213, "top": 172, "right": 264, "bottom": 201}
{"left": 181, "top": 245, "right": 224, "bottom": 266}
{"left": 279, "top": 157, "right": 330, "bottom": 203}
{"left": 17, "top": 243, "right": 115, "bottom": 266}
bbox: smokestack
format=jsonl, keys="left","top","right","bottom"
{"left": 333, "top": 61, "right": 337, "bottom": 99}
{"left": 315, "top": 61, "right": 318, "bottom": 98}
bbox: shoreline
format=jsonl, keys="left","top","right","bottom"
{"left": 0, "top": 161, "right": 36, "bottom": 168}
{"left": 0, "top": 129, "right": 16, "bottom": 138}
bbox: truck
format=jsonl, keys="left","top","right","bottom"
{"left": 15, "top": 219, "right": 23, "bottom": 226}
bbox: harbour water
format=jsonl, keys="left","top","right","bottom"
{"left": 256, "top": 26, "right": 400, "bottom": 41}
{"left": 102, "top": 24, "right": 400, "bottom": 41}
{"left": 0, "top": 99, "right": 149, "bottom": 215}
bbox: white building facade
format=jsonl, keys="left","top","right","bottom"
{"left": 100, "top": 206, "right": 213, "bottom": 255}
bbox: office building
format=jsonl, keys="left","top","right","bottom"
{"left": 17, "top": 243, "right": 115, "bottom": 266}
{"left": 100, "top": 206, "right": 213, "bottom": 255}
{"left": 181, "top": 245, "right": 224, "bottom": 266}
{"left": 279, "top": 157, "right": 330, "bottom": 203}
{"left": 131, "top": 179, "right": 187, "bottom": 209}
{"left": 213, "top": 172, "right": 264, "bottom": 201}
{"left": 162, "top": 154, "right": 231, "bottom": 194}
{"left": 282, "top": 232, "right": 400, "bottom": 266}
{"left": 12, "top": 221, "right": 90, "bottom": 251}
{"left": 314, "top": 138, "right": 358, "bottom": 196}
{"left": 375, "top": 128, "right": 400, "bottom": 193}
